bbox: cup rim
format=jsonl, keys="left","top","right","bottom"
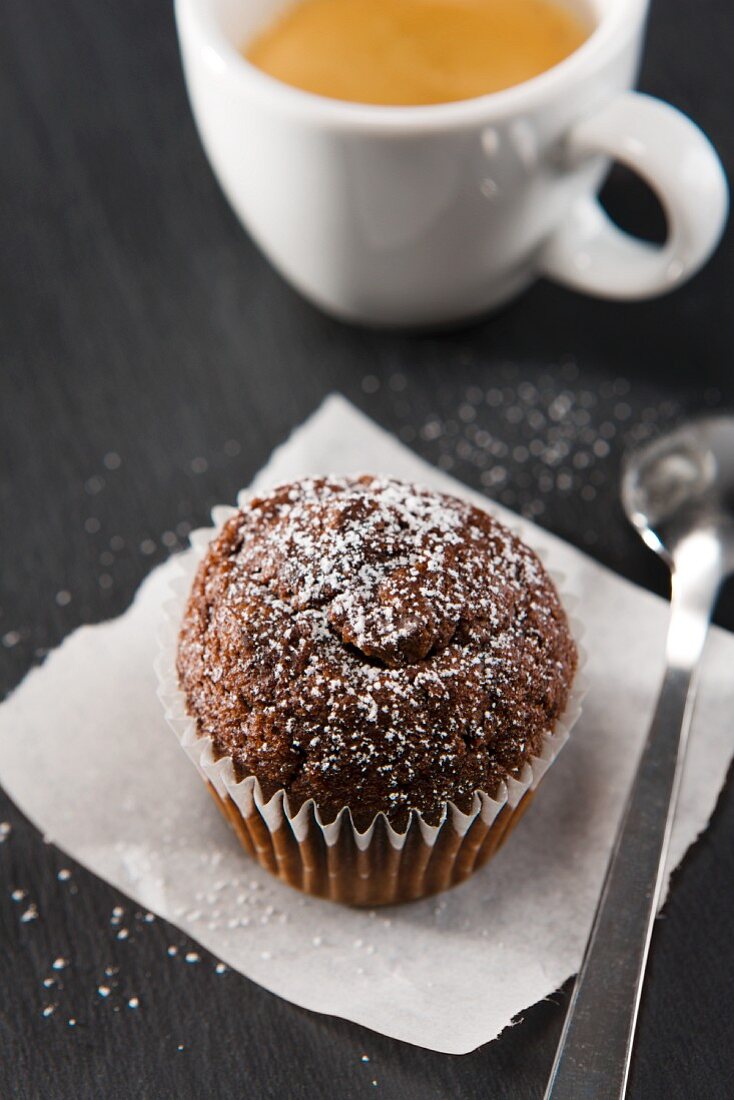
{"left": 176, "top": 0, "right": 647, "bottom": 131}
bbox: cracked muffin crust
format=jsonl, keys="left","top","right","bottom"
{"left": 177, "top": 476, "right": 577, "bottom": 830}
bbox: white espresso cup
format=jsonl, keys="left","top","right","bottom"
{"left": 176, "top": 0, "right": 728, "bottom": 327}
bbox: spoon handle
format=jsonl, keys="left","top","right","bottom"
{"left": 545, "top": 538, "right": 722, "bottom": 1100}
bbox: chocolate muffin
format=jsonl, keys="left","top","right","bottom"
{"left": 174, "top": 476, "right": 578, "bottom": 903}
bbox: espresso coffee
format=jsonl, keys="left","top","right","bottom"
{"left": 245, "top": 0, "right": 589, "bottom": 106}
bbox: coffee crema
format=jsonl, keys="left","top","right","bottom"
{"left": 244, "top": 0, "right": 590, "bottom": 107}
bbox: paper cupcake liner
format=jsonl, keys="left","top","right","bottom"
{"left": 156, "top": 501, "right": 587, "bottom": 907}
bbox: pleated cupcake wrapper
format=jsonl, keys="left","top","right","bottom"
{"left": 156, "top": 501, "right": 587, "bottom": 906}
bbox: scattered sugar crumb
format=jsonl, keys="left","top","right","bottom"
{"left": 85, "top": 476, "right": 104, "bottom": 495}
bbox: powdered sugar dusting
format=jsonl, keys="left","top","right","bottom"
{"left": 177, "top": 476, "right": 576, "bottom": 826}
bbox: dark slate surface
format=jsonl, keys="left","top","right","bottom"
{"left": 2, "top": 0, "right": 733, "bottom": 1095}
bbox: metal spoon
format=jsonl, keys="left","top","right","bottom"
{"left": 545, "top": 415, "right": 734, "bottom": 1100}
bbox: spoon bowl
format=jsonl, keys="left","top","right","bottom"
{"left": 621, "top": 415, "right": 734, "bottom": 564}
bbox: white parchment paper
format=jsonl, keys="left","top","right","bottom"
{"left": 1, "top": 395, "right": 732, "bottom": 1054}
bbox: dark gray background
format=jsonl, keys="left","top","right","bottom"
{"left": 1, "top": 0, "right": 733, "bottom": 1096}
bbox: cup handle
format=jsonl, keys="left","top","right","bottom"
{"left": 539, "top": 92, "right": 729, "bottom": 299}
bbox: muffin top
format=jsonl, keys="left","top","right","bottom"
{"left": 177, "top": 476, "right": 577, "bottom": 829}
